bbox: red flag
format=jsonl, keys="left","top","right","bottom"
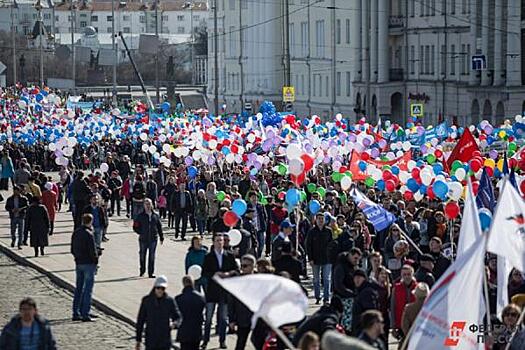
{"left": 446, "top": 129, "right": 479, "bottom": 170}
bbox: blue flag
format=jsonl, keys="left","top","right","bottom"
{"left": 476, "top": 168, "right": 495, "bottom": 212}
{"left": 503, "top": 152, "right": 509, "bottom": 175}
{"left": 350, "top": 189, "right": 396, "bottom": 231}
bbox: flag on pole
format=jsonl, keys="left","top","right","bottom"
{"left": 476, "top": 168, "right": 495, "bottom": 212}
{"left": 457, "top": 181, "right": 483, "bottom": 258}
{"left": 407, "top": 234, "right": 487, "bottom": 350}
{"left": 213, "top": 274, "right": 308, "bottom": 329}
{"left": 350, "top": 188, "right": 396, "bottom": 231}
{"left": 446, "top": 129, "right": 480, "bottom": 170}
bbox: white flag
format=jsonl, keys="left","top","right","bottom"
{"left": 457, "top": 180, "right": 483, "bottom": 258}
{"left": 487, "top": 181, "right": 525, "bottom": 272}
{"left": 213, "top": 274, "right": 308, "bottom": 329}
{"left": 408, "top": 234, "right": 486, "bottom": 350}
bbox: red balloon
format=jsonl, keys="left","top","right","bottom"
{"left": 509, "top": 158, "right": 518, "bottom": 169}
{"left": 278, "top": 191, "right": 286, "bottom": 200}
{"left": 470, "top": 159, "right": 482, "bottom": 172}
{"left": 361, "top": 152, "right": 370, "bottom": 161}
{"left": 472, "top": 151, "right": 482, "bottom": 158}
{"left": 520, "top": 181, "right": 525, "bottom": 196}
{"left": 427, "top": 186, "right": 435, "bottom": 200}
{"left": 338, "top": 166, "right": 348, "bottom": 174}
{"left": 223, "top": 211, "right": 239, "bottom": 227}
{"left": 484, "top": 166, "right": 494, "bottom": 177}
{"left": 231, "top": 144, "right": 239, "bottom": 154}
{"left": 291, "top": 172, "right": 306, "bottom": 186}
{"left": 444, "top": 201, "right": 461, "bottom": 220}
{"left": 300, "top": 154, "right": 314, "bottom": 172}
{"left": 385, "top": 179, "right": 396, "bottom": 192}
{"left": 382, "top": 170, "right": 392, "bottom": 181}
{"left": 472, "top": 181, "right": 480, "bottom": 196}
{"left": 411, "top": 168, "right": 420, "bottom": 180}
{"left": 403, "top": 191, "right": 414, "bottom": 201}
{"left": 434, "top": 149, "right": 443, "bottom": 158}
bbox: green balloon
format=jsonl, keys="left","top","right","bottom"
{"left": 365, "top": 177, "right": 375, "bottom": 187}
{"left": 307, "top": 183, "right": 317, "bottom": 193}
{"left": 260, "top": 197, "right": 268, "bottom": 205}
{"left": 317, "top": 187, "right": 326, "bottom": 198}
{"left": 509, "top": 142, "right": 517, "bottom": 151}
{"left": 426, "top": 154, "right": 436, "bottom": 164}
{"left": 509, "top": 150, "right": 516, "bottom": 158}
{"left": 451, "top": 160, "right": 463, "bottom": 171}
{"left": 277, "top": 163, "right": 287, "bottom": 176}
{"left": 332, "top": 172, "right": 344, "bottom": 182}
{"left": 345, "top": 171, "right": 352, "bottom": 178}
{"left": 300, "top": 191, "right": 307, "bottom": 202}
{"left": 216, "top": 191, "right": 226, "bottom": 201}
{"left": 340, "top": 193, "right": 348, "bottom": 203}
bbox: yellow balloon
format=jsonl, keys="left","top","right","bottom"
{"left": 484, "top": 158, "right": 495, "bottom": 168}
{"left": 498, "top": 130, "right": 506, "bottom": 138}
{"left": 496, "top": 159, "right": 504, "bottom": 171}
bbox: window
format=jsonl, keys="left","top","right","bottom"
{"left": 229, "top": 0, "right": 235, "bottom": 10}
{"left": 107, "top": 15, "right": 113, "bottom": 22}
{"left": 461, "top": 44, "right": 466, "bottom": 73}
{"left": 162, "top": 27, "right": 169, "bottom": 33}
{"left": 178, "top": 27, "right": 185, "bottom": 33}
{"left": 336, "top": 19, "right": 341, "bottom": 45}
{"left": 410, "top": 0, "right": 415, "bottom": 16}
{"left": 318, "top": 75, "right": 322, "bottom": 96}
{"left": 55, "top": 16, "right": 58, "bottom": 22}
{"left": 431, "top": 0, "right": 435, "bottom": 16}
{"left": 325, "top": 76, "right": 329, "bottom": 97}
{"left": 193, "top": 15, "right": 200, "bottom": 21}
{"left": 346, "top": 19, "right": 350, "bottom": 44}
{"left": 419, "top": 45, "right": 424, "bottom": 74}
{"left": 139, "top": 16, "right": 145, "bottom": 23}
{"left": 451, "top": 0, "right": 456, "bottom": 14}
{"left": 425, "top": 45, "right": 430, "bottom": 74}
{"left": 313, "top": 74, "right": 317, "bottom": 96}
{"left": 80, "top": 21, "right": 87, "bottom": 27}
{"left": 410, "top": 45, "right": 415, "bottom": 74}
{"left": 23, "top": 26, "right": 29, "bottom": 35}
{"left": 177, "top": 15, "right": 184, "bottom": 21}
{"left": 336, "top": 72, "right": 341, "bottom": 96}
{"left": 300, "top": 22, "right": 308, "bottom": 56}
{"left": 91, "top": 15, "right": 98, "bottom": 22}
{"left": 346, "top": 72, "right": 351, "bottom": 96}
{"left": 107, "top": 27, "right": 112, "bottom": 33}
{"left": 450, "top": 44, "right": 456, "bottom": 75}
{"left": 315, "top": 20, "right": 325, "bottom": 58}
{"left": 80, "top": 14, "right": 87, "bottom": 18}
{"left": 420, "top": 1, "right": 425, "bottom": 16}
{"left": 431, "top": 45, "right": 435, "bottom": 74}
{"left": 462, "top": 0, "right": 468, "bottom": 14}
{"left": 229, "top": 26, "right": 236, "bottom": 56}
{"left": 123, "top": 27, "right": 130, "bottom": 33}
{"left": 43, "top": 13, "right": 51, "bottom": 20}
{"left": 241, "top": 0, "right": 248, "bottom": 9}
{"left": 162, "top": 15, "right": 168, "bottom": 21}
{"left": 466, "top": 44, "right": 471, "bottom": 74}
{"left": 290, "top": 23, "right": 295, "bottom": 56}
{"left": 123, "top": 15, "right": 130, "bottom": 21}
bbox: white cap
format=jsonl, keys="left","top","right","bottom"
{"left": 45, "top": 182, "right": 53, "bottom": 191}
{"left": 153, "top": 275, "right": 168, "bottom": 288}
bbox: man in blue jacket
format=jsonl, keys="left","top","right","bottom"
{"left": 175, "top": 276, "right": 206, "bottom": 350}
{"left": 133, "top": 198, "right": 164, "bottom": 278}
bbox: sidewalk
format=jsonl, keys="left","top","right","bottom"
{"left": 0, "top": 183, "right": 318, "bottom": 349}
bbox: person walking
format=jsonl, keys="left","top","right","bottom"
{"left": 71, "top": 171, "right": 92, "bottom": 229}
{"left": 83, "top": 194, "right": 106, "bottom": 251}
{"left": 25, "top": 196, "right": 50, "bottom": 257}
{"left": 175, "top": 276, "right": 206, "bottom": 350}
{"left": 133, "top": 198, "right": 164, "bottom": 278}
{"left": 201, "top": 234, "right": 238, "bottom": 349}
{"left": 401, "top": 282, "right": 430, "bottom": 337}
{"left": 184, "top": 236, "right": 208, "bottom": 291}
{"left": 194, "top": 189, "right": 209, "bottom": 236}
{"left": 108, "top": 170, "right": 123, "bottom": 216}
{"left": 136, "top": 275, "right": 181, "bottom": 350}
{"left": 0, "top": 151, "right": 15, "bottom": 190}
{"left": 247, "top": 191, "right": 267, "bottom": 258}
{"left": 71, "top": 213, "right": 98, "bottom": 322}
{"left": 0, "top": 298, "right": 57, "bottom": 350}
{"left": 41, "top": 182, "right": 58, "bottom": 236}
{"left": 5, "top": 185, "right": 28, "bottom": 249}
{"left": 357, "top": 310, "right": 387, "bottom": 350}
{"left": 306, "top": 212, "right": 333, "bottom": 305}
{"left": 390, "top": 265, "right": 417, "bottom": 339}
{"left": 171, "top": 182, "right": 193, "bottom": 240}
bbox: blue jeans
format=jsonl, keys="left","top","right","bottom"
{"left": 203, "top": 302, "right": 228, "bottom": 343}
{"left": 312, "top": 264, "right": 332, "bottom": 301}
{"left": 256, "top": 230, "right": 265, "bottom": 258}
{"left": 10, "top": 217, "right": 24, "bottom": 246}
{"left": 139, "top": 240, "right": 158, "bottom": 276}
{"left": 196, "top": 218, "right": 206, "bottom": 235}
{"left": 93, "top": 226, "right": 102, "bottom": 249}
{"left": 72, "top": 264, "right": 97, "bottom": 318}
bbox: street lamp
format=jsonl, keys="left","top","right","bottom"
{"left": 34, "top": 0, "right": 44, "bottom": 87}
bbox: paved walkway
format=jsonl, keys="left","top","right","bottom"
{"left": 0, "top": 181, "right": 319, "bottom": 349}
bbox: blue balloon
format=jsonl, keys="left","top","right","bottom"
{"left": 161, "top": 102, "right": 171, "bottom": 112}
{"left": 309, "top": 200, "right": 321, "bottom": 215}
{"left": 35, "top": 93, "right": 44, "bottom": 102}
{"left": 285, "top": 188, "right": 301, "bottom": 207}
{"left": 187, "top": 166, "right": 198, "bottom": 178}
{"left": 479, "top": 208, "right": 492, "bottom": 231}
{"left": 407, "top": 178, "right": 419, "bottom": 192}
{"left": 391, "top": 166, "right": 400, "bottom": 175}
{"left": 419, "top": 184, "right": 427, "bottom": 194}
{"left": 432, "top": 180, "right": 448, "bottom": 199}
{"left": 432, "top": 163, "right": 443, "bottom": 174}
{"left": 358, "top": 161, "right": 367, "bottom": 171}
{"left": 376, "top": 179, "right": 385, "bottom": 191}
{"left": 232, "top": 199, "right": 248, "bottom": 217}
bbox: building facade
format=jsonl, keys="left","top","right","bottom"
{"left": 210, "top": 0, "right": 525, "bottom": 126}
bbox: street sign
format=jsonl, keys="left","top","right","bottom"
{"left": 0, "top": 61, "right": 6, "bottom": 75}
{"left": 410, "top": 103, "right": 424, "bottom": 117}
{"left": 471, "top": 55, "right": 487, "bottom": 71}
{"left": 282, "top": 86, "right": 295, "bottom": 102}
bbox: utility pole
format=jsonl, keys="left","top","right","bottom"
{"left": 11, "top": 0, "right": 17, "bottom": 85}
{"left": 283, "top": 0, "right": 290, "bottom": 86}
{"left": 111, "top": 0, "right": 117, "bottom": 105}
{"left": 213, "top": 0, "right": 218, "bottom": 116}
{"left": 36, "top": 0, "right": 44, "bottom": 87}
{"left": 330, "top": 1, "right": 336, "bottom": 117}
{"left": 70, "top": 0, "right": 76, "bottom": 94}
{"left": 190, "top": 0, "right": 194, "bottom": 85}
{"left": 154, "top": 0, "right": 159, "bottom": 104}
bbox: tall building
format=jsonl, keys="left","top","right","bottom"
{"left": 210, "top": 0, "right": 525, "bottom": 126}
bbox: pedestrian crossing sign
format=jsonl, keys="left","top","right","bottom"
{"left": 410, "top": 103, "right": 424, "bottom": 117}
{"left": 283, "top": 86, "right": 295, "bottom": 102}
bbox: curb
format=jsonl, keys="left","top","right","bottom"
{"left": 0, "top": 241, "right": 136, "bottom": 328}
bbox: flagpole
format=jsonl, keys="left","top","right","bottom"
{"left": 483, "top": 269, "right": 493, "bottom": 333}
{"left": 398, "top": 227, "right": 424, "bottom": 256}
{"left": 448, "top": 219, "right": 454, "bottom": 260}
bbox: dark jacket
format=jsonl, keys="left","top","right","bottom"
{"left": 273, "top": 254, "right": 302, "bottom": 284}
{"left": 248, "top": 203, "right": 267, "bottom": 232}
{"left": 25, "top": 204, "right": 50, "bottom": 248}
{"left": 108, "top": 177, "right": 122, "bottom": 199}
{"left": 357, "top": 332, "right": 387, "bottom": 350}
{"left": 0, "top": 315, "right": 57, "bottom": 350}
{"left": 175, "top": 286, "right": 206, "bottom": 343}
{"left": 71, "top": 225, "right": 99, "bottom": 265}
{"left": 201, "top": 250, "right": 238, "bottom": 303}
{"left": 305, "top": 225, "right": 333, "bottom": 265}
{"left": 136, "top": 291, "right": 181, "bottom": 349}
{"left": 415, "top": 266, "right": 435, "bottom": 288}
{"left": 133, "top": 211, "right": 164, "bottom": 243}
{"left": 5, "top": 194, "right": 29, "bottom": 220}
{"left": 430, "top": 252, "right": 451, "bottom": 280}
{"left": 228, "top": 277, "right": 254, "bottom": 328}
{"left": 82, "top": 205, "right": 107, "bottom": 229}
{"left": 271, "top": 234, "right": 289, "bottom": 262}
{"left": 170, "top": 190, "right": 193, "bottom": 213}
{"left": 332, "top": 252, "right": 357, "bottom": 299}
{"left": 71, "top": 177, "right": 91, "bottom": 203}
{"left": 352, "top": 280, "right": 380, "bottom": 335}
{"left": 184, "top": 246, "right": 208, "bottom": 273}
{"left": 153, "top": 169, "right": 169, "bottom": 190}
{"left": 293, "top": 305, "right": 340, "bottom": 345}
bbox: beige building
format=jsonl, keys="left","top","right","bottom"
{"left": 210, "top": 0, "right": 525, "bottom": 126}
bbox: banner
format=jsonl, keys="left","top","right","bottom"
{"left": 350, "top": 188, "right": 396, "bottom": 231}
{"left": 446, "top": 129, "right": 480, "bottom": 170}
{"left": 349, "top": 151, "right": 412, "bottom": 181}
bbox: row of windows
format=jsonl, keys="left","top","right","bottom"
{"left": 409, "top": 43, "right": 472, "bottom": 76}
{"left": 289, "top": 19, "right": 351, "bottom": 58}
{"left": 289, "top": 72, "right": 351, "bottom": 98}
{"left": 410, "top": 0, "right": 471, "bottom": 17}
{"left": 63, "top": 14, "right": 198, "bottom": 23}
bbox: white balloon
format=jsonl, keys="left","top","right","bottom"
{"left": 140, "top": 132, "right": 148, "bottom": 141}
{"left": 100, "top": 163, "right": 109, "bottom": 173}
{"left": 414, "top": 191, "right": 424, "bottom": 202}
{"left": 288, "top": 158, "right": 305, "bottom": 175}
{"left": 162, "top": 143, "right": 171, "bottom": 153}
{"left": 286, "top": 143, "right": 302, "bottom": 160}
{"left": 455, "top": 168, "right": 466, "bottom": 181}
{"left": 407, "top": 160, "right": 417, "bottom": 171}
{"left": 48, "top": 143, "right": 57, "bottom": 151}
{"left": 148, "top": 145, "right": 157, "bottom": 154}
{"left": 402, "top": 141, "right": 412, "bottom": 152}
{"left": 341, "top": 176, "right": 352, "bottom": 191}
{"left": 420, "top": 169, "right": 433, "bottom": 186}
{"left": 209, "top": 139, "right": 218, "bottom": 150}
{"left": 228, "top": 229, "right": 242, "bottom": 246}
{"left": 188, "top": 265, "right": 202, "bottom": 280}
{"left": 447, "top": 182, "right": 463, "bottom": 201}
{"left": 141, "top": 144, "right": 149, "bottom": 152}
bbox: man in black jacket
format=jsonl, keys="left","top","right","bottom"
{"left": 247, "top": 191, "right": 267, "bottom": 258}
{"left": 83, "top": 194, "right": 107, "bottom": 250}
{"left": 175, "top": 275, "right": 206, "bottom": 350}
{"left": 71, "top": 171, "right": 92, "bottom": 229}
{"left": 201, "top": 234, "right": 238, "bottom": 349}
{"left": 306, "top": 212, "right": 333, "bottom": 304}
{"left": 414, "top": 254, "right": 436, "bottom": 288}
{"left": 352, "top": 269, "right": 380, "bottom": 336}
{"left": 136, "top": 275, "right": 181, "bottom": 350}
{"left": 0, "top": 298, "right": 57, "bottom": 350}
{"left": 273, "top": 241, "right": 302, "bottom": 284}
{"left": 171, "top": 182, "right": 193, "bottom": 240}
{"left": 5, "top": 185, "right": 29, "bottom": 248}
{"left": 108, "top": 171, "right": 122, "bottom": 216}
{"left": 133, "top": 198, "right": 164, "bottom": 278}
{"left": 71, "top": 213, "right": 98, "bottom": 322}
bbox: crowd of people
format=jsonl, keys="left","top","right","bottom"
{"left": 0, "top": 85, "right": 524, "bottom": 349}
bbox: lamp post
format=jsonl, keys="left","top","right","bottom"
{"left": 11, "top": 0, "right": 17, "bottom": 85}
{"left": 111, "top": 0, "right": 117, "bottom": 104}
{"left": 35, "top": 0, "right": 44, "bottom": 87}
